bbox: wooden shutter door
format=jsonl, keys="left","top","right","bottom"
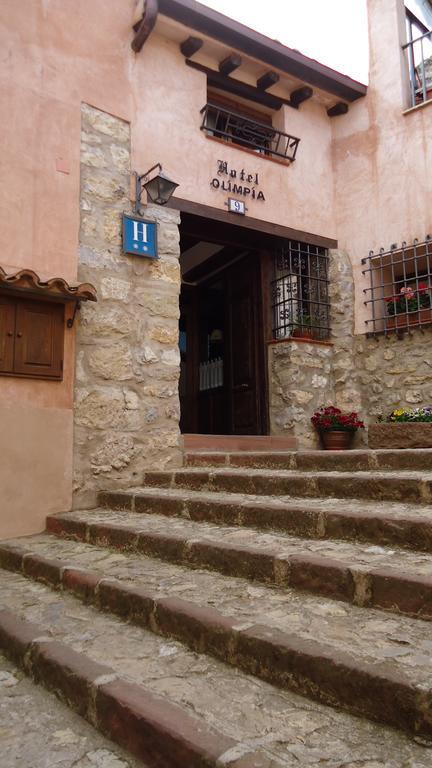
{"left": 0, "top": 296, "right": 16, "bottom": 373}
{"left": 14, "top": 299, "right": 64, "bottom": 379}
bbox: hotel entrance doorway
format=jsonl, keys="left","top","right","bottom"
{"left": 178, "top": 212, "right": 268, "bottom": 435}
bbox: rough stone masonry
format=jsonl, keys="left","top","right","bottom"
{"left": 73, "top": 104, "right": 182, "bottom": 508}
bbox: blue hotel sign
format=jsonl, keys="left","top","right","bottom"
{"left": 122, "top": 214, "right": 158, "bottom": 258}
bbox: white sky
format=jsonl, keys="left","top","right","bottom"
{"left": 199, "top": 0, "right": 369, "bottom": 83}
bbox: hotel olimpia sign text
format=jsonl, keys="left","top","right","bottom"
{"left": 210, "top": 160, "right": 266, "bottom": 201}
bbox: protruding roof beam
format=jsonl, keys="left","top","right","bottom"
{"left": 218, "top": 53, "right": 242, "bottom": 76}
{"left": 257, "top": 71, "right": 279, "bottom": 90}
{"left": 132, "top": 0, "right": 159, "bottom": 52}
{"left": 327, "top": 102, "right": 349, "bottom": 117}
{"left": 180, "top": 36, "right": 203, "bottom": 57}
{"left": 290, "top": 86, "right": 313, "bottom": 108}
{"left": 186, "top": 60, "right": 284, "bottom": 110}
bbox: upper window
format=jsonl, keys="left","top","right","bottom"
{"left": 0, "top": 294, "right": 64, "bottom": 380}
{"left": 200, "top": 94, "right": 300, "bottom": 164}
{"left": 404, "top": 2, "right": 432, "bottom": 106}
{"left": 271, "top": 241, "right": 330, "bottom": 342}
{"left": 362, "top": 236, "right": 432, "bottom": 335}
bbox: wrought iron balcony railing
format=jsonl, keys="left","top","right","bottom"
{"left": 200, "top": 103, "right": 300, "bottom": 163}
{"left": 403, "top": 29, "right": 432, "bottom": 107}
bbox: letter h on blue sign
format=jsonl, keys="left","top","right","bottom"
{"left": 122, "top": 214, "right": 158, "bottom": 258}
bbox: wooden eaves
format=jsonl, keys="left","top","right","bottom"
{"left": 132, "top": 0, "right": 367, "bottom": 103}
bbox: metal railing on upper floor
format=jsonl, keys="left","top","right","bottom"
{"left": 200, "top": 103, "right": 300, "bottom": 163}
{"left": 403, "top": 28, "right": 432, "bottom": 106}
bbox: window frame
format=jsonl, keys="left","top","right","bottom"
{"left": 271, "top": 240, "right": 331, "bottom": 342}
{"left": 362, "top": 236, "right": 432, "bottom": 335}
{"left": 0, "top": 291, "right": 65, "bottom": 381}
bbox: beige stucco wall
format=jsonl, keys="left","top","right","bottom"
{"left": 131, "top": 34, "right": 336, "bottom": 238}
{"left": 1, "top": 0, "right": 432, "bottom": 535}
{"left": 0, "top": 406, "right": 73, "bottom": 539}
{"left": 332, "top": 0, "right": 432, "bottom": 333}
{"left": 0, "top": 0, "right": 342, "bottom": 535}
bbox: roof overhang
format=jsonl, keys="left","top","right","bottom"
{"left": 0, "top": 267, "right": 97, "bottom": 303}
{"left": 133, "top": 0, "right": 367, "bottom": 103}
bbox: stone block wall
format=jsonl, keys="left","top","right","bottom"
{"left": 354, "top": 327, "right": 432, "bottom": 419}
{"left": 73, "top": 104, "right": 182, "bottom": 508}
{"left": 269, "top": 250, "right": 364, "bottom": 447}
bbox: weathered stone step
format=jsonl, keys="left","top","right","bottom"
{"left": 45, "top": 510, "right": 432, "bottom": 620}
{"left": 139, "top": 468, "right": 432, "bottom": 504}
{"left": 99, "top": 486, "right": 432, "bottom": 553}
{"left": 3, "top": 540, "right": 432, "bottom": 745}
{"left": 0, "top": 576, "right": 278, "bottom": 768}
{"left": 2, "top": 570, "right": 431, "bottom": 762}
{"left": 0, "top": 653, "right": 143, "bottom": 768}
{"left": 183, "top": 434, "right": 297, "bottom": 452}
{"left": 185, "top": 449, "right": 432, "bottom": 472}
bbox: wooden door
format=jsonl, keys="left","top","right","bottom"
{"left": 226, "top": 253, "right": 265, "bottom": 434}
{"left": 14, "top": 299, "right": 64, "bottom": 378}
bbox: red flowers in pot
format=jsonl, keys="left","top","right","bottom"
{"left": 311, "top": 406, "right": 365, "bottom": 450}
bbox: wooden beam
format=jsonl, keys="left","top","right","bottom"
{"left": 131, "top": 0, "right": 158, "bottom": 52}
{"left": 327, "top": 102, "right": 349, "bottom": 117}
{"left": 168, "top": 197, "right": 338, "bottom": 250}
{"left": 290, "top": 86, "right": 313, "bottom": 108}
{"left": 186, "top": 60, "right": 284, "bottom": 110}
{"left": 218, "top": 53, "right": 242, "bottom": 76}
{"left": 257, "top": 71, "right": 279, "bottom": 90}
{"left": 157, "top": 0, "right": 367, "bottom": 102}
{"left": 180, "top": 36, "right": 203, "bottom": 57}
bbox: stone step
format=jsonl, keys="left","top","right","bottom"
{"left": 3, "top": 537, "right": 432, "bottom": 747}
{"left": 184, "top": 448, "right": 432, "bottom": 471}
{"left": 0, "top": 575, "right": 278, "bottom": 768}
{"left": 0, "top": 653, "right": 142, "bottom": 768}
{"left": 99, "top": 486, "right": 432, "bottom": 553}
{"left": 45, "top": 509, "right": 432, "bottom": 620}
{"left": 182, "top": 434, "right": 298, "bottom": 452}
{"left": 3, "top": 570, "right": 432, "bottom": 763}
{"left": 139, "top": 467, "right": 432, "bottom": 504}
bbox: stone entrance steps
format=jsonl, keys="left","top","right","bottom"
{"left": 182, "top": 435, "right": 298, "bottom": 452}
{"left": 45, "top": 508, "right": 432, "bottom": 619}
{"left": 1, "top": 534, "right": 432, "bottom": 766}
{"left": 137, "top": 466, "right": 432, "bottom": 504}
{"left": 184, "top": 448, "right": 432, "bottom": 471}
{"left": 100, "top": 486, "right": 432, "bottom": 553}
{"left": 2, "top": 451, "right": 432, "bottom": 764}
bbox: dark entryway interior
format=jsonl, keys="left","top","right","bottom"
{"left": 179, "top": 212, "right": 270, "bottom": 436}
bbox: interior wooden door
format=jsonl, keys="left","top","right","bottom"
{"left": 226, "top": 253, "right": 264, "bottom": 434}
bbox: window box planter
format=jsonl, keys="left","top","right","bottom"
{"left": 387, "top": 307, "right": 432, "bottom": 330}
{"left": 368, "top": 423, "right": 432, "bottom": 449}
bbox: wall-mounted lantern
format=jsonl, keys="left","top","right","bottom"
{"left": 134, "top": 163, "right": 179, "bottom": 211}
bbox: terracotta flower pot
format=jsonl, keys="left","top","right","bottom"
{"left": 320, "top": 430, "right": 355, "bottom": 450}
{"left": 292, "top": 328, "right": 313, "bottom": 340}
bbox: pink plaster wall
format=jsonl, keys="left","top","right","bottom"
{"left": 131, "top": 33, "right": 336, "bottom": 237}
{"left": 332, "top": 0, "right": 432, "bottom": 332}
{"left": 1, "top": 0, "right": 427, "bottom": 534}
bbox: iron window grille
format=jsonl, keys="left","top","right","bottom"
{"left": 403, "top": 10, "right": 432, "bottom": 106}
{"left": 200, "top": 103, "right": 300, "bottom": 163}
{"left": 271, "top": 241, "right": 330, "bottom": 341}
{"left": 362, "top": 235, "right": 432, "bottom": 336}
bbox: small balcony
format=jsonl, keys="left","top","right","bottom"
{"left": 200, "top": 103, "right": 300, "bottom": 163}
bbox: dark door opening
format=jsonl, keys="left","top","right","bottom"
{"left": 179, "top": 214, "right": 268, "bottom": 436}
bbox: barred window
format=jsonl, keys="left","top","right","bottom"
{"left": 362, "top": 236, "right": 432, "bottom": 335}
{"left": 271, "top": 241, "right": 330, "bottom": 341}
{"left": 403, "top": 5, "right": 432, "bottom": 107}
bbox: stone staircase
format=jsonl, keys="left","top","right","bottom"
{"left": 1, "top": 449, "right": 432, "bottom": 767}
